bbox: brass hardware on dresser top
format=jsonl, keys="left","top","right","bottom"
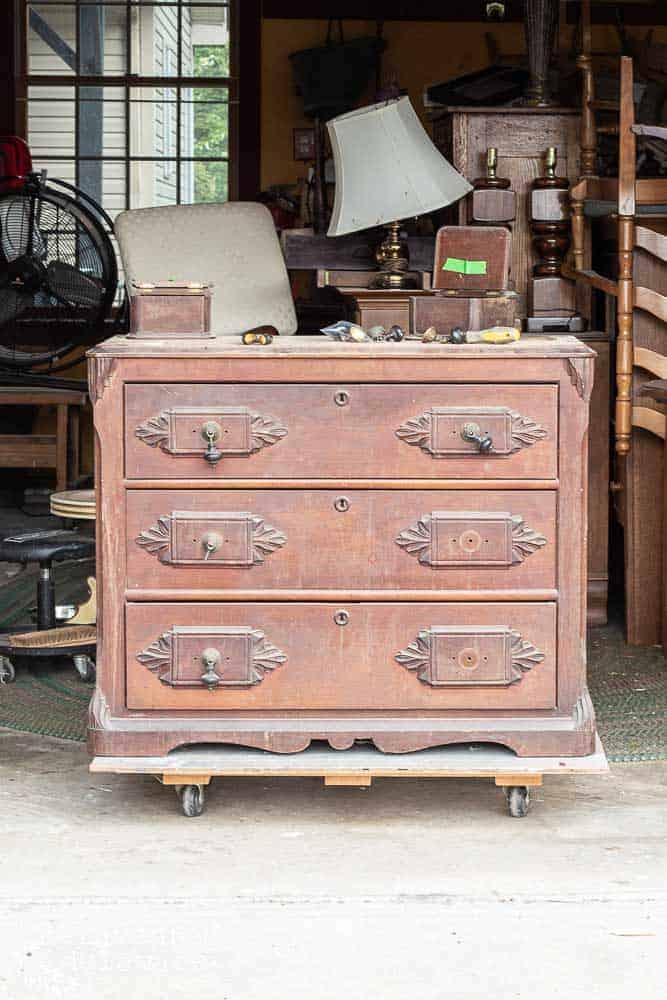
{"left": 90, "top": 336, "right": 596, "bottom": 757}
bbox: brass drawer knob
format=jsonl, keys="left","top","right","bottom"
{"left": 461, "top": 422, "right": 494, "bottom": 453}
{"left": 200, "top": 647, "right": 222, "bottom": 688}
{"left": 201, "top": 531, "right": 222, "bottom": 561}
{"left": 201, "top": 420, "right": 223, "bottom": 464}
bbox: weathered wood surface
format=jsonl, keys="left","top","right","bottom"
{"left": 88, "top": 336, "right": 596, "bottom": 758}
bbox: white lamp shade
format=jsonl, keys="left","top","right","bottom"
{"left": 327, "top": 96, "right": 472, "bottom": 237}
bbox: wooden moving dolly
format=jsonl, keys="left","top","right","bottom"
{"left": 91, "top": 737, "right": 608, "bottom": 818}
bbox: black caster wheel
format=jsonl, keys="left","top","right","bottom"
{"left": 0, "top": 656, "right": 16, "bottom": 684}
{"left": 179, "top": 784, "right": 206, "bottom": 817}
{"left": 505, "top": 786, "right": 530, "bottom": 818}
{"left": 73, "top": 654, "right": 96, "bottom": 683}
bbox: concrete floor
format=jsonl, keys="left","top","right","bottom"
{"left": 0, "top": 729, "right": 665, "bottom": 999}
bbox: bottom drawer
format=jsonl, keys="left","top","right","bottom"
{"left": 126, "top": 602, "right": 556, "bottom": 712}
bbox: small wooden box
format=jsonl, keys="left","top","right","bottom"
{"left": 129, "top": 282, "right": 213, "bottom": 338}
{"left": 410, "top": 291, "right": 518, "bottom": 337}
{"left": 433, "top": 226, "right": 511, "bottom": 292}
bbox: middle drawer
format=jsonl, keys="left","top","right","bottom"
{"left": 126, "top": 489, "right": 556, "bottom": 593}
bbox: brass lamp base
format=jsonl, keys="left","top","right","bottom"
{"left": 370, "top": 221, "right": 421, "bottom": 290}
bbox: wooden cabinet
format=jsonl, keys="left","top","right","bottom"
{"left": 88, "top": 336, "right": 596, "bottom": 758}
{"left": 429, "top": 106, "right": 581, "bottom": 317}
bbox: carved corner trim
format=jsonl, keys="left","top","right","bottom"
{"left": 88, "top": 356, "right": 117, "bottom": 404}
{"left": 137, "top": 631, "right": 173, "bottom": 679}
{"left": 510, "top": 515, "right": 548, "bottom": 564}
{"left": 509, "top": 630, "right": 545, "bottom": 676}
{"left": 135, "top": 512, "right": 287, "bottom": 565}
{"left": 250, "top": 516, "right": 287, "bottom": 562}
{"left": 88, "top": 686, "right": 111, "bottom": 730}
{"left": 395, "top": 412, "right": 431, "bottom": 451}
{"left": 249, "top": 413, "right": 288, "bottom": 452}
{"left": 507, "top": 411, "right": 548, "bottom": 452}
{"left": 395, "top": 629, "right": 432, "bottom": 680}
{"left": 395, "top": 626, "right": 545, "bottom": 687}
{"left": 565, "top": 358, "right": 592, "bottom": 402}
{"left": 395, "top": 514, "right": 433, "bottom": 563}
{"left": 135, "top": 411, "right": 170, "bottom": 449}
{"left": 249, "top": 630, "right": 288, "bottom": 681}
{"left": 572, "top": 688, "right": 595, "bottom": 730}
{"left": 135, "top": 516, "right": 171, "bottom": 560}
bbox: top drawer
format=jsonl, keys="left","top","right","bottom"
{"left": 125, "top": 383, "right": 558, "bottom": 481}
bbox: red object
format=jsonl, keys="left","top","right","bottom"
{"left": 0, "top": 136, "right": 33, "bottom": 191}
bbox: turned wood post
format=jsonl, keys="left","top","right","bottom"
{"left": 577, "top": 1, "right": 597, "bottom": 178}
{"left": 615, "top": 56, "right": 637, "bottom": 457}
{"left": 616, "top": 214, "right": 635, "bottom": 456}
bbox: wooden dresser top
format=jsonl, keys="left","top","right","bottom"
{"left": 89, "top": 335, "right": 594, "bottom": 361}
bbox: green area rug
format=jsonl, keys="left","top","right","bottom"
{"left": 1, "top": 563, "right": 665, "bottom": 761}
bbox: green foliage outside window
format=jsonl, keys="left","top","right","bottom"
{"left": 193, "top": 46, "right": 229, "bottom": 203}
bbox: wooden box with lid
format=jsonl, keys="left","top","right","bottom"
{"left": 88, "top": 335, "right": 596, "bottom": 758}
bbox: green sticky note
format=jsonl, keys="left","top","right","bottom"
{"left": 443, "top": 257, "right": 466, "bottom": 274}
{"left": 442, "top": 258, "right": 488, "bottom": 276}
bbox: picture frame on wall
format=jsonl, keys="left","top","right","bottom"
{"left": 293, "top": 127, "right": 316, "bottom": 161}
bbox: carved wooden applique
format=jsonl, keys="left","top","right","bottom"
{"left": 135, "top": 406, "right": 287, "bottom": 457}
{"left": 136, "top": 511, "right": 286, "bottom": 566}
{"left": 395, "top": 406, "right": 547, "bottom": 457}
{"left": 395, "top": 512, "right": 547, "bottom": 566}
{"left": 395, "top": 626, "right": 544, "bottom": 687}
{"left": 137, "top": 625, "right": 287, "bottom": 689}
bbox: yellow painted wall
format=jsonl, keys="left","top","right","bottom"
{"left": 261, "top": 18, "right": 526, "bottom": 190}
{"left": 260, "top": 18, "right": 667, "bottom": 191}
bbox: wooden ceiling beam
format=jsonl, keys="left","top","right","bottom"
{"left": 262, "top": 2, "right": 667, "bottom": 25}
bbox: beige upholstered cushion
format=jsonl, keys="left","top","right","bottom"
{"left": 115, "top": 202, "right": 297, "bottom": 336}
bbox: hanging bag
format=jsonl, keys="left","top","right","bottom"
{"left": 290, "top": 19, "right": 385, "bottom": 119}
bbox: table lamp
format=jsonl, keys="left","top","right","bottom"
{"left": 327, "top": 97, "right": 472, "bottom": 289}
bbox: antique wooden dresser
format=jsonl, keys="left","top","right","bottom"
{"left": 88, "top": 336, "right": 597, "bottom": 758}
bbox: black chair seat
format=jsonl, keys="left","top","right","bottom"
{"left": 0, "top": 529, "right": 94, "bottom": 565}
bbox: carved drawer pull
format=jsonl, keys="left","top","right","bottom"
{"left": 395, "top": 625, "right": 544, "bottom": 687}
{"left": 461, "top": 422, "right": 493, "bottom": 453}
{"left": 396, "top": 406, "right": 547, "bottom": 458}
{"left": 334, "top": 390, "right": 350, "bottom": 406}
{"left": 136, "top": 510, "right": 287, "bottom": 566}
{"left": 137, "top": 625, "right": 287, "bottom": 688}
{"left": 135, "top": 406, "right": 287, "bottom": 460}
{"left": 334, "top": 496, "right": 351, "bottom": 512}
{"left": 334, "top": 610, "right": 350, "bottom": 626}
{"left": 395, "top": 511, "right": 547, "bottom": 567}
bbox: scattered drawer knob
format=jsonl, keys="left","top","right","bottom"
{"left": 200, "top": 647, "right": 222, "bottom": 689}
{"left": 201, "top": 421, "right": 223, "bottom": 465}
{"left": 461, "top": 422, "right": 493, "bottom": 454}
{"left": 201, "top": 531, "right": 222, "bottom": 561}
{"left": 334, "top": 390, "right": 350, "bottom": 407}
{"left": 334, "top": 610, "right": 350, "bottom": 626}
{"left": 334, "top": 496, "right": 351, "bottom": 512}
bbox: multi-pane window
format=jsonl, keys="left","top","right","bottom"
{"left": 24, "top": 1, "right": 234, "bottom": 223}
